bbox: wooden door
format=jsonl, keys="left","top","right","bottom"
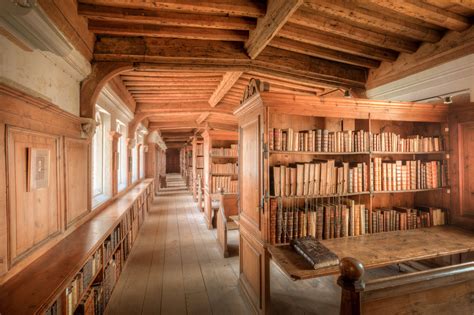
{"left": 166, "top": 148, "right": 180, "bottom": 173}
{"left": 238, "top": 105, "right": 269, "bottom": 314}
{"left": 461, "top": 122, "right": 474, "bottom": 215}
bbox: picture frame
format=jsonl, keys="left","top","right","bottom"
{"left": 27, "top": 147, "right": 50, "bottom": 191}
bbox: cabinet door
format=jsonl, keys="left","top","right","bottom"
{"left": 462, "top": 122, "right": 474, "bottom": 214}
{"left": 239, "top": 110, "right": 269, "bottom": 314}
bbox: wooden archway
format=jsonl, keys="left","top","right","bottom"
{"left": 80, "top": 61, "right": 134, "bottom": 118}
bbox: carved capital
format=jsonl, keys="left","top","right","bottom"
{"left": 109, "top": 130, "right": 122, "bottom": 140}
{"left": 79, "top": 117, "right": 97, "bottom": 139}
{"left": 127, "top": 137, "right": 136, "bottom": 149}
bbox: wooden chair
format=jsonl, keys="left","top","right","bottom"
{"left": 216, "top": 189, "right": 239, "bottom": 258}
{"left": 338, "top": 257, "right": 474, "bottom": 315}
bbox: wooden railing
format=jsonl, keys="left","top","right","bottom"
{"left": 338, "top": 257, "right": 474, "bottom": 315}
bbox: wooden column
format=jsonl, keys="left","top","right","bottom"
{"left": 337, "top": 257, "right": 365, "bottom": 315}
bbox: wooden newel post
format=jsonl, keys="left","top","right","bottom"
{"left": 338, "top": 257, "right": 365, "bottom": 315}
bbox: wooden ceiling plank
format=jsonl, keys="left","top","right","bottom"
{"left": 122, "top": 71, "right": 222, "bottom": 77}
{"left": 78, "top": 0, "right": 266, "bottom": 18}
{"left": 209, "top": 71, "right": 243, "bottom": 107}
{"left": 88, "top": 20, "right": 248, "bottom": 41}
{"left": 366, "top": 0, "right": 470, "bottom": 31}
{"left": 245, "top": 0, "right": 303, "bottom": 59}
{"left": 245, "top": 71, "right": 329, "bottom": 90}
{"left": 279, "top": 23, "right": 399, "bottom": 62}
{"left": 78, "top": 3, "right": 256, "bottom": 30}
{"left": 290, "top": 7, "right": 419, "bottom": 53}
{"left": 121, "top": 75, "right": 223, "bottom": 81}
{"left": 303, "top": 0, "right": 442, "bottom": 43}
{"left": 124, "top": 81, "right": 219, "bottom": 87}
{"left": 269, "top": 37, "right": 380, "bottom": 69}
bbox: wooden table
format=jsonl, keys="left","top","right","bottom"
{"left": 268, "top": 226, "right": 474, "bottom": 280}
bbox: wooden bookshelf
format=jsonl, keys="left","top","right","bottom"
{"left": 184, "top": 144, "right": 193, "bottom": 188}
{"left": 192, "top": 136, "right": 204, "bottom": 201}
{"left": 0, "top": 180, "right": 154, "bottom": 315}
{"left": 202, "top": 129, "right": 239, "bottom": 229}
{"left": 233, "top": 79, "right": 454, "bottom": 314}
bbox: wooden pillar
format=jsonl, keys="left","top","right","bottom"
{"left": 337, "top": 257, "right": 365, "bottom": 315}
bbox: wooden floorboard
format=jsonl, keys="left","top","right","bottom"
{"left": 105, "top": 174, "right": 349, "bottom": 314}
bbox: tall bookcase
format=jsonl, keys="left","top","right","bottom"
{"left": 202, "top": 129, "right": 239, "bottom": 229}
{"left": 185, "top": 144, "right": 193, "bottom": 188}
{"left": 192, "top": 136, "right": 204, "bottom": 201}
{"left": 234, "top": 79, "right": 450, "bottom": 314}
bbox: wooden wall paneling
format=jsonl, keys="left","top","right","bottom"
{"left": 0, "top": 123, "right": 7, "bottom": 275}
{"left": 460, "top": 122, "right": 474, "bottom": 216}
{"left": 6, "top": 127, "right": 61, "bottom": 264}
{"left": 64, "top": 137, "right": 90, "bottom": 226}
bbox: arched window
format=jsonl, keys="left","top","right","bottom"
{"left": 131, "top": 134, "right": 138, "bottom": 183}
{"left": 92, "top": 106, "right": 111, "bottom": 206}
{"left": 116, "top": 121, "right": 127, "bottom": 191}
{"left": 92, "top": 111, "right": 104, "bottom": 197}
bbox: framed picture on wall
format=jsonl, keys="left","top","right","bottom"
{"left": 27, "top": 148, "right": 50, "bottom": 191}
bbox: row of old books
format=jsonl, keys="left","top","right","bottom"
{"left": 269, "top": 199, "right": 447, "bottom": 244}
{"left": 196, "top": 157, "right": 204, "bottom": 168}
{"left": 104, "top": 248, "right": 122, "bottom": 306}
{"left": 211, "top": 176, "right": 238, "bottom": 193}
{"left": 269, "top": 128, "right": 444, "bottom": 153}
{"left": 371, "top": 133, "right": 443, "bottom": 152}
{"left": 104, "top": 225, "right": 121, "bottom": 261}
{"left": 271, "top": 161, "right": 369, "bottom": 197}
{"left": 371, "top": 158, "right": 447, "bottom": 191}
{"left": 65, "top": 248, "right": 103, "bottom": 315}
{"left": 269, "top": 128, "right": 369, "bottom": 152}
{"left": 196, "top": 143, "right": 204, "bottom": 156}
{"left": 211, "top": 162, "right": 238, "bottom": 174}
{"left": 211, "top": 145, "right": 238, "bottom": 157}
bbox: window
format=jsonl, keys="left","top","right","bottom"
{"left": 92, "top": 106, "right": 111, "bottom": 206}
{"left": 131, "top": 134, "right": 138, "bottom": 183}
{"left": 140, "top": 143, "right": 145, "bottom": 179}
{"left": 116, "top": 121, "right": 127, "bottom": 191}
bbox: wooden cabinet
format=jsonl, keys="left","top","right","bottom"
{"left": 234, "top": 79, "right": 450, "bottom": 313}
{"left": 202, "top": 129, "right": 239, "bottom": 229}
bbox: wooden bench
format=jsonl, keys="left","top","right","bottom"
{"left": 216, "top": 190, "right": 239, "bottom": 258}
{"left": 338, "top": 257, "right": 474, "bottom": 315}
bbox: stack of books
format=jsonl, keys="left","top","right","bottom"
{"left": 371, "top": 133, "right": 443, "bottom": 152}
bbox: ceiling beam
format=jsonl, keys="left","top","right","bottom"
{"left": 269, "top": 37, "right": 380, "bottom": 69}
{"left": 366, "top": 0, "right": 470, "bottom": 31}
{"left": 245, "top": 0, "right": 303, "bottom": 59}
{"left": 121, "top": 76, "right": 223, "bottom": 82}
{"left": 135, "top": 102, "right": 233, "bottom": 114}
{"left": 77, "top": 0, "right": 266, "bottom": 18}
{"left": 78, "top": 3, "right": 256, "bottom": 30}
{"left": 279, "top": 23, "right": 398, "bottom": 62}
{"left": 290, "top": 7, "right": 418, "bottom": 53}
{"left": 94, "top": 37, "right": 368, "bottom": 89}
{"left": 303, "top": 0, "right": 442, "bottom": 43}
{"left": 196, "top": 112, "right": 210, "bottom": 124}
{"left": 88, "top": 20, "right": 248, "bottom": 41}
{"left": 149, "top": 121, "right": 200, "bottom": 130}
{"left": 209, "top": 72, "right": 243, "bottom": 107}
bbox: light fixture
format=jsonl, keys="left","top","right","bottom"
{"left": 442, "top": 96, "right": 453, "bottom": 104}
{"left": 344, "top": 89, "right": 351, "bottom": 98}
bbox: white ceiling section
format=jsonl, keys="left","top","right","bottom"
{"left": 366, "top": 54, "right": 474, "bottom": 102}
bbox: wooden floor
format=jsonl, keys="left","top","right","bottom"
{"left": 106, "top": 174, "right": 342, "bottom": 315}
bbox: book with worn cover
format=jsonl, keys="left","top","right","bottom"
{"left": 291, "top": 236, "right": 339, "bottom": 269}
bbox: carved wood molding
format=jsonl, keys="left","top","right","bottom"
{"left": 241, "top": 78, "right": 270, "bottom": 104}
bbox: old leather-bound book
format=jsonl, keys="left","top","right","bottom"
{"left": 290, "top": 236, "right": 339, "bottom": 269}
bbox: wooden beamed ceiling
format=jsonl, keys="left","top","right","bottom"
{"left": 77, "top": 0, "right": 473, "bottom": 145}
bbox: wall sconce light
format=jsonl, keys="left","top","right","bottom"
{"left": 442, "top": 96, "right": 452, "bottom": 104}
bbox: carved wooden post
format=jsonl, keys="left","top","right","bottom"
{"left": 338, "top": 257, "right": 365, "bottom": 315}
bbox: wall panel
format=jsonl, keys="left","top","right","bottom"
{"left": 7, "top": 127, "right": 61, "bottom": 263}
{"left": 65, "top": 138, "right": 90, "bottom": 225}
